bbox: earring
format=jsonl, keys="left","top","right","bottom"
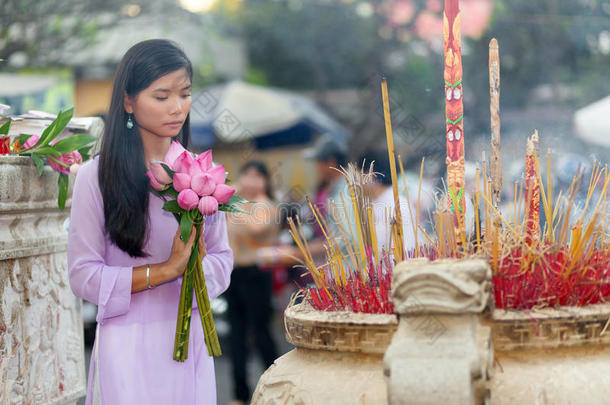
{"left": 126, "top": 113, "right": 134, "bottom": 129}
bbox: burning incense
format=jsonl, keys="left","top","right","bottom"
{"left": 489, "top": 38, "right": 502, "bottom": 209}
{"left": 381, "top": 78, "right": 405, "bottom": 261}
{"left": 444, "top": 0, "right": 466, "bottom": 239}
{"left": 524, "top": 130, "right": 541, "bottom": 247}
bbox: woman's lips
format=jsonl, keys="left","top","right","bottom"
{"left": 165, "top": 121, "right": 183, "bottom": 128}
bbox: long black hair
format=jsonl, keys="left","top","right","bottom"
{"left": 98, "top": 39, "right": 192, "bottom": 257}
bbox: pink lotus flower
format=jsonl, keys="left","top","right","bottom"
{"left": 208, "top": 165, "right": 226, "bottom": 184}
{"left": 147, "top": 170, "right": 167, "bottom": 191}
{"left": 50, "top": 151, "right": 82, "bottom": 176}
{"left": 191, "top": 173, "right": 216, "bottom": 196}
{"left": 150, "top": 161, "right": 172, "bottom": 185}
{"left": 198, "top": 196, "right": 219, "bottom": 216}
{"left": 173, "top": 150, "right": 200, "bottom": 177}
{"left": 177, "top": 189, "right": 199, "bottom": 210}
{"left": 173, "top": 172, "right": 192, "bottom": 192}
{"left": 212, "top": 183, "right": 235, "bottom": 204}
{"left": 165, "top": 141, "right": 187, "bottom": 166}
{"left": 196, "top": 150, "right": 213, "bottom": 172}
{"left": 23, "top": 134, "right": 40, "bottom": 150}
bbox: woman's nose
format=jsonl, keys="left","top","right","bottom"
{"left": 170, "top": 97, "right": 184, "bottom": 115}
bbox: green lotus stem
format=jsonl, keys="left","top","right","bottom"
{"left": 194, "top": 252, "right": 222, "bottom": 356}
{"left": 173, "top": 225, "right": 200, "bottom": 362}
{"left": 173, "top": 216, "right": 221, "bottom": 360}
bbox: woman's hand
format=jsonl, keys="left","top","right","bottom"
{"left": 164, "top": 219, "right": 207, "bottom": 279}
{"left": 165, "top": 226, "right": 197, "bottom": 278}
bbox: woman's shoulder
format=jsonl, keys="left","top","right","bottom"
{"left": 76, "top": 155, "right": 100, "bottom": 180}
{"left": 73, "top": 155, "right": 102, "bottom": 201}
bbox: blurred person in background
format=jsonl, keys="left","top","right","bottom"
{"left": 225, "top": 160, "right": 279, "bottom": 405}
{"left": 261, "top": 137, "right": 350, "bottom": 269}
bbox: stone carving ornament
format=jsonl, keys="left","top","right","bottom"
{"left": 384, "top": 258, "right": 493, "bottom": 405}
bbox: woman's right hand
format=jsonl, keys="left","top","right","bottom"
{"left": 164, "top": 226, "right": 197, "bottom": 279}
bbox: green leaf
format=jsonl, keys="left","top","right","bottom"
{"left": 28, "top": 122, "right": 56, "bottom": 151}
{"left": 166, "top": 188, "right": 179, "bottom": 199}
{"left": 33, "top": 146, "right": 62, "bottom": 157}
{"left": 32, "top": 107, "right": 74, "bottom": 150}
{"left": 0, "top": 120, "right": 10, "bottom": 135}
{"left": 158, "top": 161, "right": 175, "bottom": 178}
{"left": 179, "top": 209, "right": 196, "bottom": 243}
{"left": 52, "top": 134, "right": 97, "bottom": 154}
{"left": 219, "top": 204, "right": 248, "bottom": 214}
{"left": 57, "top": 174, "right": 69, "bottom": 210}
{"left": 228, "top": 195, "right": 248, "bottom": 205}
{"left": 31, "top": 154, "right": 44, "bottom": 176}
{"left": 163, "top": 199, "right": 183, "bottom": 213}
{"left": 78, "top": 145, "right": 93, "bottom": 161}
{"left": 17, "top": 133, "right": 33, "bottom": 145}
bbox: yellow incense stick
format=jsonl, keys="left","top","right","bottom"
{"left": 368, "top": 206, "right": 379, "bottom": 264}
{"left": 398, "top": 155, "right": 419, "bottom": 257}
{"left": 380, "top": 78, "right": 405, "bottom": 261}
{"left": 348, "top": 184, "right": 368, "bottom": 281}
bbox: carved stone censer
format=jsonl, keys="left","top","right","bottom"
{"left": 253, "top": 256, "right": 610, "bottom": 404}
{"left": 252, "top": 299, "right": 397, "bottom": 404}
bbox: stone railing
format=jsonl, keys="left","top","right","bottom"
{"left": 0, "top": 156, "right": 86, "bottom": 404}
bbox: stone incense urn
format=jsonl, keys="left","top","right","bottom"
{"left": 254, "top": 255, "right": 610, "bottom": 405}
{"left": 0, "top": 156, "right": 86, "bottom": 404}
{"left": 252, "top": 299, "right": 398, "bottom": 404}
{"left": 488, "top": 303, "right": 610, "bottom": 404}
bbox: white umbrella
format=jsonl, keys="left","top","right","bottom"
{"left": 574, "top": 96, "right": 610, "bottom": 148}
{"left": 212, "top": 81, "right": 302, "bottom": 141}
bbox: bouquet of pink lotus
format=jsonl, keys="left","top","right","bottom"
{"left": 146, "top": 141, "right": 245, "bottom": 361}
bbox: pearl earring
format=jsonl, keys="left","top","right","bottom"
{"left": 126, "top": 113, "right": 134, "bottom": 129}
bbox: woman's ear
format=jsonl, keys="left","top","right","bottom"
{"left": 124, "top": 92, "right": 134, "bottom": 114}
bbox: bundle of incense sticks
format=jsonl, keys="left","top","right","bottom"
{"left": 287, "top": 162, "right": 411, "bottom": 313}
{"left": 479, "top": 156, "right": 610, "bottom": 309}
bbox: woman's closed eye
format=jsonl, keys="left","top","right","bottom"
{"left": 155, "top": 94, "right": 190, "bottom": 101}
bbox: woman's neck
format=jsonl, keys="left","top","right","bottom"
{"left": 140, "top": 130, "right": 172, "bottom": 169}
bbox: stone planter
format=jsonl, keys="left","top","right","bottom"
{"left": 252, "top": 301, "right": 397, "bottom": 404}
{"left": 0, "top": 156, "right": 86, "bottom": 404}
{"left": 488, "top": 303, "right": 610, "bottom": 404}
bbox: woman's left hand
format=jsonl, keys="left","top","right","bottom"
{"left": 198, "top": 217, "right": 207, "bottom": 258}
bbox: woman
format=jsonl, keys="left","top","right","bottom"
{"left": 67, "top": 39, "right": 233, "bottom": 404}
{"left": 225, "top": 161, "right": 279, "bottom": 404}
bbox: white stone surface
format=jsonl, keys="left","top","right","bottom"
{"left": 0, "top": 156, "right": 86, "bottom": 404}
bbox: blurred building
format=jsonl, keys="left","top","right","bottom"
{"left": 57, "top": 2, "right": 246, "bottom": 116}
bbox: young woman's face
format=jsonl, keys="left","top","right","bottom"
{"left": 125, "top": 68, "right": 192, "bottom": 139}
